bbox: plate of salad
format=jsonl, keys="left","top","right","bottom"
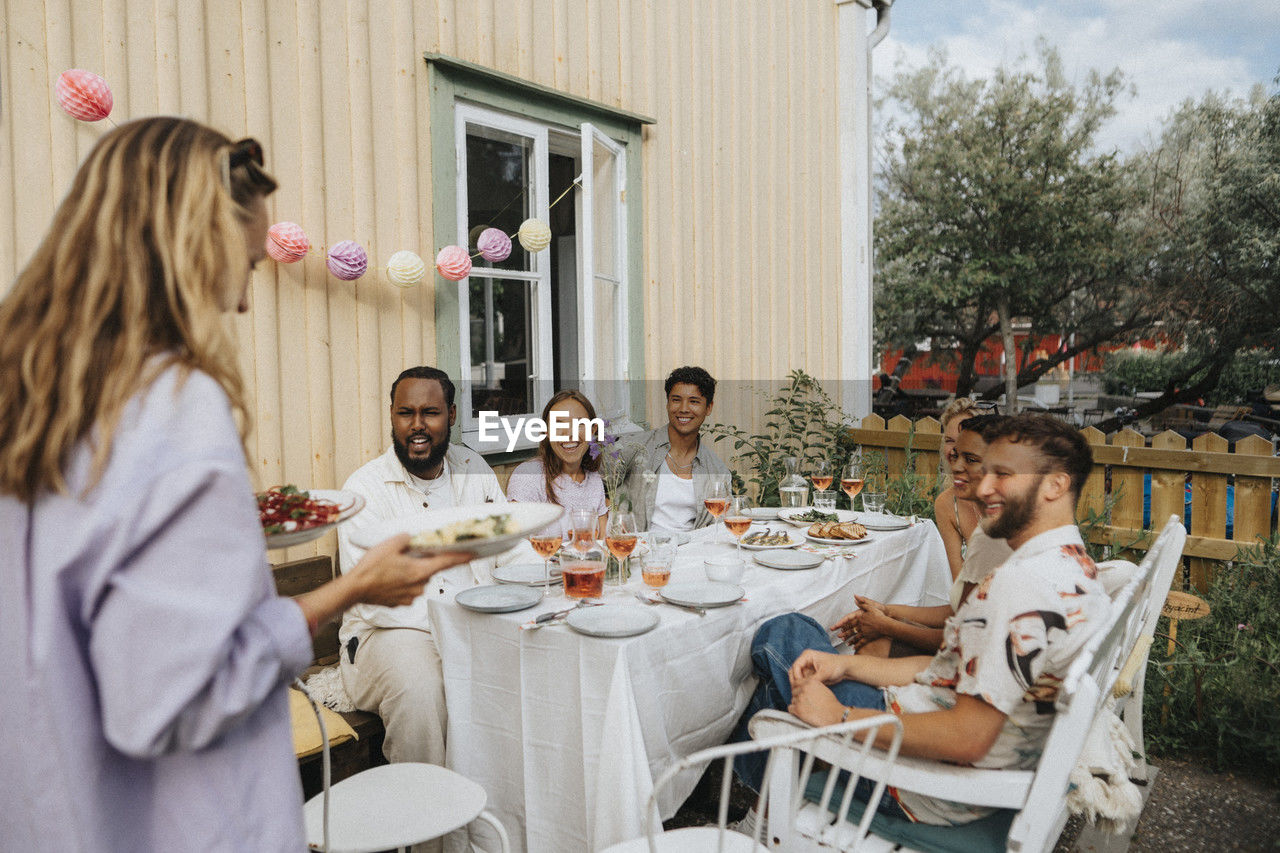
{"left": 258, "top": 485, "right": 365, "bottom": 549}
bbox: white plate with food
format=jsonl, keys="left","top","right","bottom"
{"left": 777, "top": 507, "right": 857, "bottom": 528}
{"left": 754, "top": 549, "right": 825, "bottom": 570}
{"left": 857, "top": 512, "right": 912, "bottom": 531}
{"left": 455, "top": 584, "right": 544, "bottom": 613}
{"left": 492, "top": 562, "right": 562, "bottom": 586}
{"left": 805, "top": 522, "right": 875, "bottom": 546}
{"left": 566, "top": 604, "right": 659, "bottom": 638}
{"left": 660, "top": 581, "right": 745, "bottom": 609}
{"left": 351, "top": 502, "right": 563, "bottom": 558}
{"left": 738, "top": 529, "right": 800, "bottom": 550}
{"left": 260, "top": 486, "right": 365, "bottom": 550}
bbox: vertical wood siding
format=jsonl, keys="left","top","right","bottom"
{"left": 3, "top": 0, "right": 850, "bottom": 554}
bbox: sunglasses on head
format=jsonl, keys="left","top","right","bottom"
{"left": 228, "top": 137, "right": 264, "bottom": 170}
{"left": 973, "top": 400, "right": 1001, "bottom": 413}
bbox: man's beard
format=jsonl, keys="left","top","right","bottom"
{"left": 393, "top": 430, "right": 448, "bottom": 479}
{"left": 982, "top": 474, "right": 1042, "bottom": 541}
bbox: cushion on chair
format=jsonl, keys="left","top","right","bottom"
{"left": 802, "top": 771, "right": 1015, "bottom": 853}
{"left": 290, "top": 687, "right": 357, "bottom": 758}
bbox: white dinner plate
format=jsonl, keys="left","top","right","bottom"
{"left": 350, "top": 502, "right": 563, "bottom": 558}
{"left": 493, "top": 562, "right": 562, "bottom": 586}
{"left": 566, "top": 604, "right": 660, "bottom": 638}
{"left": 754, "top": 549, "right": 824, "bottom": 570}
{"left": 660, "top": 581, "right": 745, "bottom": 609}
{"left": 455, "top": 584, "right": 544, "bottom": 613}
{"left": 777, "top": 508, "right": 856, "bottom": 528}
{"left": 738, "top": 531, "right": 800, "bottom": 550}
{"left": 264, "top": 489, "right": 365, "bottom": 550}
{"left": 858, "top": 512, "right": 911, "bottom": 531}
{"left": 805, "top": 531, "right": 876, "bottom": 546}
{"left": 744, "top": 507, "right": 779, "bottom": 520}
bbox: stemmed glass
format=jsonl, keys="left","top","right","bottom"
{"left": 704, "top": 477, "right": 730, "bottom": 540}
{"left": 569, "top": 508, "right": 596, "bottom": 556}
{"left": 723, "top": 495, "right": 752, "bottom": 560}
{"left": 528, "top": 529, "right": 564, "bottom": 596}
{"left": 605, "top": 510, "right": 639, "bottom": 588}
{"left": 810, "top": 460, "right": 833, "bottom": 492}
{"left": 842, "top": 460, "right": 865, "bottom": 516}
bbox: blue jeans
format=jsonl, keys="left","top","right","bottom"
{"left": 732, "top": 612, "right": 908, "bottom": 820}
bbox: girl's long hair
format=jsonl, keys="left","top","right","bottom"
{"left": 537, "top": 389, "right": 601, "bottom": 506}
{"left": 0, "top": 117, "right": 276, "bottom": 501}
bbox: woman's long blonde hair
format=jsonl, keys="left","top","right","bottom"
{"left": 0, "top": 117, "right": 277, "bottom": 501}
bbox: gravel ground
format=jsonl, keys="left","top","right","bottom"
{"left": 673, "top": 755, "right": 1280, "bottom": 851}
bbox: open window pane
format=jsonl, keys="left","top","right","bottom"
{"left": 468, "top": 276, "right": 535, "bottom": 418}
{"left": 465, "top": 125, "right": 533, "bottom": 272}
{"left": 590, "top": 136, "right": 618, "bottom": 279}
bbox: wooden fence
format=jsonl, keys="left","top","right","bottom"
{"left": 850, "top": 415, "right": 1280, "bottom": 590}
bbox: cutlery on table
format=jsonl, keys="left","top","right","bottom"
{"left": 634, "top": 591, "right": 706, "bottom": 617}
{"left": 523, "top": 600, "right": 602, "bottom": 629}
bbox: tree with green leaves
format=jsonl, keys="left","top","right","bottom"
{"left": 875, "top": 46, "right": 1163, "bottom": 406}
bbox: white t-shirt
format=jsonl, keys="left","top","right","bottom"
{"left": 883, "top": 525, "right": 1111, "bottom": 825}
{"left": 407, "top": 460, "right": 457, "bottom": 510}
{"left": 649, "top": 465, "right": 697, "bottom": 531}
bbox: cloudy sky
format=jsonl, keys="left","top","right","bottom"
{"left": 878, "top": 0, "right": 1280, "bottom": 153}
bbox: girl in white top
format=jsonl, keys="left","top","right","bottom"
{"left": 832, "top": 413, "right": 1011, "bottom": 656}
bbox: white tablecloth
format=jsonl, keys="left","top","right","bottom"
{"left": 430, "top": 520, "right": 949, "bottom": 853}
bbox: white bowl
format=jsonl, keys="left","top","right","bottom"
{"left": 704, "top": 556, "right": 746, "bottom": 584}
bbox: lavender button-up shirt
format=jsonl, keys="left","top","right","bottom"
{"left": 0, "top": 368, "right": 313, "bottom": 851}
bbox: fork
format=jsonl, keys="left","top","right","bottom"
{"left": 634, "top": 591, "right": 706, "bottom": 617}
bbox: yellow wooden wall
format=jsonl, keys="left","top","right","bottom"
{"left": 2, "top": 0, "right": 849, "bottom": 554}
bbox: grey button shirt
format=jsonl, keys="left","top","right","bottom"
{"left": 617, "top": 425, "right": 731, "bottom": 530}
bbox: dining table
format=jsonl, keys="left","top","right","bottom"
{"left": 429, "top": 514, "right": 951, "bottom": 853}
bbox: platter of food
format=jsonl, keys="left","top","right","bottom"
{"left": 777, "top": 507, "right": 857, "bottom": 528}
{"left": 804, "top": 520, "right": 874, "bottom": 546}
{"left": 349, "top": 502, "right": 563, "bottom": 558}
{"left": 259, "top": 486, "right": 365, "bottom": 550}
{"left": 738, "top": 529, "right": 800, "bottom": 550}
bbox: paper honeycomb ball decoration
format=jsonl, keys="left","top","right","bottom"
{"left": 517, "top": 218, "right": 552, "bottom": 253}
{"left": 435, "top": 245, "right": 472, "bottom": 281}
{"left": 386, "top": 250, "right": 426, "bottom": 288}
{"left": 476, "top": 227, "right": 513, "bottom": 263}
{"left": 326, "top": 240, "right": 368, "bottom": 280}
{"left": 55, "top": 69, "right": 113, "bottom": 122}
{"left": 266, "top": 222, "right": 310, "bottom": 263}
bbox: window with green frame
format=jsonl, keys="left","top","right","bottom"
{"left": 426, "top": 54, "right": 651, "bottom": 453}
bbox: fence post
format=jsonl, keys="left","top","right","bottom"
{"left": 884, "top": 415, "right": 913, "bottom": 481}
{"left": 912, "top": 416, "right": 941, "bottom": 494}
{"left": 1077, "top": 427, "right": 1107, "bottom": 525}
{"left": 1232, "top": 434, "right": 1274, "bottom": 550}
{"left": 1111, "top": 429, "right": 1147, "bottom": 557}
{"left": 1189, "top": 432, "right": 1229, "bottom": 591}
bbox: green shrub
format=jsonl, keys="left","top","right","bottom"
{"left": 1103, "top": 348, "right": 1280, "bottom": 405}
{"left": 1143, "top": 536, "right": 1280, "bottom": 775}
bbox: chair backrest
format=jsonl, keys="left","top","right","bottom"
{"left": 641, "top": 714, "right": 903, "bottom": 853}
{"left": 1006, "top": 516, "right": 1186, "bottom": 852}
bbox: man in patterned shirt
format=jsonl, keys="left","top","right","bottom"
{"left": 734, "top": 413, "right": 1110, "bottom": 825}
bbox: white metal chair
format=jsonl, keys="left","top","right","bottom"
{"left": 294, "top": 681, "right": 510, "bottom": 853}
{"left": 754, "top": 517, "right": 1187, "bottom": 853}
{"left": 600, "top": 713, "right": 903, "bottom": 853}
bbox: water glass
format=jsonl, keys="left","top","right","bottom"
{"left": 863, "top": 492, "right": 887, "bottom": 514}
{"left": 813, "top": 489, "right": 837, "bottom": 512}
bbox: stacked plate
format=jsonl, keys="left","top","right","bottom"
{"left": 493, "top": 562, "right": 562, "bottom": 586}
{"left": 857, "top": 512, "right": 911, "bottom": 531}
{"left": 566, "top": 604, "right": 659, "bottom": 638}
{"left": 753, "top": 549, "right": 824, "bottom": 571}
{"left": 455, "top": 584, "right": 543, "bottom": 613}
{"left": 660, "top": 581, "right": 745, "bottom": 608}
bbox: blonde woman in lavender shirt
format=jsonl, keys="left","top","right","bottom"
{"left": 506, "top": 389, "right": 609, "bottom": 537}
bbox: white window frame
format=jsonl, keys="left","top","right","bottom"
{"left": 454, "top": 104, "right": 632, "bottom": 451}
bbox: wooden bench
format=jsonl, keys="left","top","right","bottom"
{"left": 272, "top": 556, "right": 387, "bottom": 799}
{"left": 755, "top": 516, "right": 1188, "bottom": 852}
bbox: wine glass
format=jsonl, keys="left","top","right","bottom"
{"left": 810, "top": 460, "right": 833, "bottom": 492}
{"left": 723, "top": 495, "right": 752, "bottom": 560}
{"left": 528, "top": 529, "right": 564, "bottom": 596}
{"left": 704, "top": 476, "right": 730, "bottom": 540}
{"left": 605, "top": 510, "right": 639, "bottom": 588}
{"left": 842, "top": 460, "right": 865, "bottom": 516}
{"left": 569, "top": 508, "right": 596, "bottom": 555}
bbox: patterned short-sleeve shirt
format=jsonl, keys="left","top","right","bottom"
{"left": 883, "top": 524, "right": 1111, "bottom": 825}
